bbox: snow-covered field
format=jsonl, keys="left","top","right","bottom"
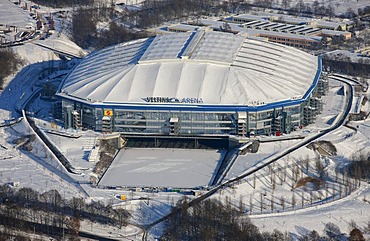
{"left": 99, "top": 148, "right": 226, "bottom": 188}
{"left": 0, "top": 118, "right": 84, "bottom": 198}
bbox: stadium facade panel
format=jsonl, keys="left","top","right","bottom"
{"left": 57, "top": 29, "right": 326, "bottom": 137}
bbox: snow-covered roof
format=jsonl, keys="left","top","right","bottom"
{"left": 231, "top": 13, "right": 310, "bottom": 25}
{"left": 316, "top": 20, "right": 343, "bottom": 29}
{"left": 0, "top": 0, "right": 35, "bottom": 29}
{"left": 167, "top": 24, "right": 199, "bottom": 32}
{"left": 58, "top": 30, "right": 319, "bottom": 107}
{"left": 321, "top": 29, "right": 351, "bottom": 36}
{"left": 230, "top": 14, "right": 269, "bottom": 22}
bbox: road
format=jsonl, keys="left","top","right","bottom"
{"left": 33, "top": 42, "right": 83, "bottom": 59}
{"left": 22, "top": 89, "right": 78, "bottom": 175}
{"left": 143, "top": 76, "right": 354, "bottom": 237}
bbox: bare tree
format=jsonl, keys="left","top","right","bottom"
{"left": 114, "top": 208, "right": 128, "bottom": 229}
{"left": 311, "top": 0, "right": 320, "bottom": 16}
{"left": 239, "top": 195, "right": 245, "bottom": 213}
{"left": 253, "top": 173, "right": 256, "bottom": 189}
{"left": 281, "top": 0, "right": 291, "bottom": 10}
{"left": 310, "top": 190, "right": 314, "bottom": 205}
{"left": 260, "top": 193, "right": 263, "bottom": 214}
{"left": 16, "top": 187, "right": 39, "bottom": 204}
{"left": 327, "top": 4, "right": 334, "bottom": 20}
{"left": 293, "top": 164, "right": 299, "bottom": 182}
{"left": 283, "top": 165, "right": 287, "bottom": 182}
{"left": 270, "top": 194, "right": 274, "bottom": 212}
{"left": 249, "top": 194, "right": 253, "bottom": 215}
{"left": 65, "top": 216, "right": 80, "bottom": 238}
{"left": 305, "top": 157, "right": 309, "bottom": 173}
{"left": 70, "top": 197, "right": 85, "bottom": 217}
{"left": 301, "top": 189, "right": 305, "bottom": 208}
{"left": 315, "top": 158, "right": 325, "bottom": 179}
{"left": 291, "top": 193, "right": 296, "bottom": 210}
{"left": 280, "top": 196, "right": 285, "bottom": 211}
{"left": 295, "top": 0, "right": 305, "bottom": 15}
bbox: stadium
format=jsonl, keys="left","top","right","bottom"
{"left": 57, "top": 29, "right": 326, "bottom": 137}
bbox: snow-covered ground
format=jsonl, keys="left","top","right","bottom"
{"left": 250, "top": 183, "right": 370, "bottom": 237}
{"left": 0, "top": 118, "right": 83, "bottom": 198}
{"left": 210, "top": 76, "right": 370, "bottom": 239}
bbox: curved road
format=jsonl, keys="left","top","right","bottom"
{"left": 143, "top": 76, "right": 354, "bottom": 236}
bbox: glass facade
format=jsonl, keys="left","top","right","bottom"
{"left": 109, "top": 110, "right": 237, "bottom": 135}
{"left": 61, "top": 101, "right": 308, "bottom": 137}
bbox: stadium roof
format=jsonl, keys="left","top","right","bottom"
{"left": 58, "top": 30, "right": 319, "bottom": 108}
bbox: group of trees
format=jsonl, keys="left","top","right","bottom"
{"left": 0, "top": 48, "right": 24, "bottom": 90}
{"left": 161, "top": 198, "right": 367, "bottom": 241}
{"left": 138, "top": 0, "right": 225, "bottom": 27}
{"left": 161, "top": 198, "right": 290, "bottom": 241}
{"left": 0, "top": 184, "right": 129, "bottom": 240}
{"left": 358, "top": 6, "right": 370, "bottom": 17}
{"left": 72, "top": 6, "right": 149, "bottom": 49}
{"left": 294, "top": 0, "right": 334, "bottom": 18}
{"left": 323, "top": 58, "right": 370, "bottom": 77}
{"left": 347, "top": 152, "right": 370, "bottom": 180}
{"left": 71, "top": 7, "right": 98, "bottom": 49}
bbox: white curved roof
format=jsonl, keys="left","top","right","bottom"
{"left": 58, "top": 30, "right": 319, "bottom": 106}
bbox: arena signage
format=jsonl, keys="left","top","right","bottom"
{"left": 142, "top": 97, "right": 204, "bottom": 104}
{"left": 104, "top": 109, "right": 113, "bottom": 116}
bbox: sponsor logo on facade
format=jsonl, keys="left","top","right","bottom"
{"left": 104, "top": 109, "right": 113, "bottom": 116}
{"left": 142, "top": 97, "right": 204, "bottom": 104}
